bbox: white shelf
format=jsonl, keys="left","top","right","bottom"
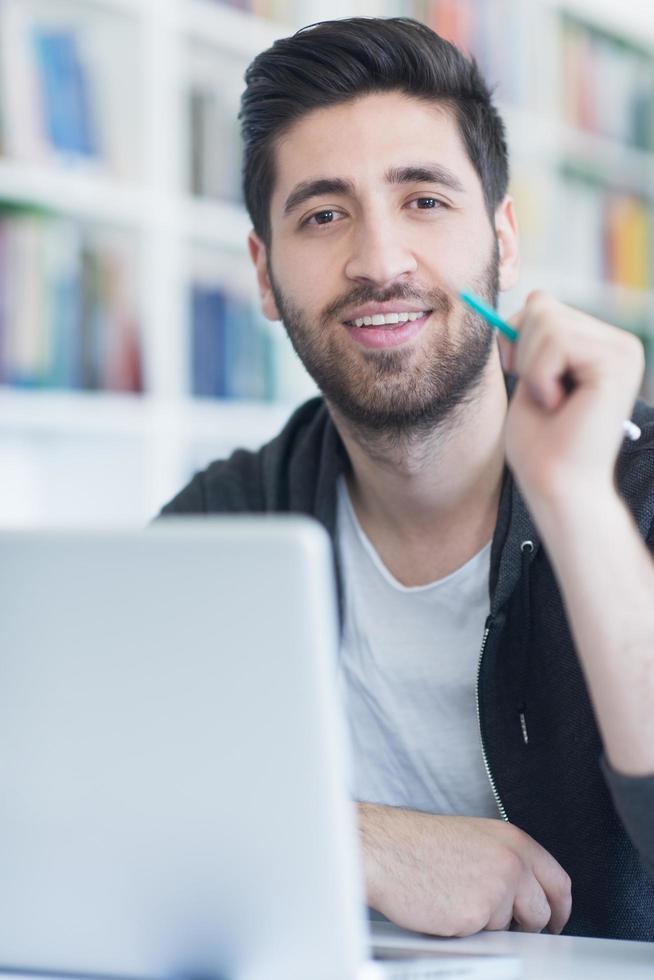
{"left": 184, "top": 196, "right": 251, "bottom": 250}
{"left": 0, "top": 172, "right": 253, "bottom": 249}
{"left": 503, "top": 106, "right": 654, "bottom": 198}
{"left": 560, "top": 123, "right": 654, "bottom": 196}
{"left": 183, "top": 0, "right": 288, "bottom": 58}
{"left": 180, "top": 396, "right": 300, "bottom": 446}
{"left": 0, "top": 386, "right": 299, "bottom": 442}
{"left": 0, "top": 389, "right": 150, "bottom": 437}
{"left": 79, "top": 0, "right": 151, "bottom": 16}
{"left": 507, "top": 270, "right": 654, "bottom": 320}
{"left": 556, "top": 279, "right": 654, "bottom": 313}
{"left": 0, "top": 159, "right": 148, "bottom": 227}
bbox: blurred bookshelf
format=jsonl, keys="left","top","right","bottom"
{"left": 0, "top": 0, "right": 652, "bottom": 526}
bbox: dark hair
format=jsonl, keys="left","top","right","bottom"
{"left": 238, "top": 16, "right": 509, "bottom": 250}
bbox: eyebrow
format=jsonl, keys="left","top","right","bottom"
{"left": 282, "top": 164, "right": 466, "bottom": 218}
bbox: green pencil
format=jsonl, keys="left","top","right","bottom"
{"left": 459, "top": 290, "right": 519, "bottom": 342}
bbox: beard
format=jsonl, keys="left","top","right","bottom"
{"left": 266, "top": 239, "right": 500, "bottom": 441}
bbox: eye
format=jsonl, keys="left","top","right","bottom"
{"left": 409, "top": 197, "right": 449, "bottom": 210}
{"left": 301, "top": 209, "right": 344, "bottom": 229}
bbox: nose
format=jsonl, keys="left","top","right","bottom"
{"left": 344, "top": 215, "right": 418, "bottom": 288}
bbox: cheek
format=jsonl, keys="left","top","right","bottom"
{"left": 425, "top": 227, "right": 493, "bottom": 283}
{"left": 278, "top": 250, "right": 340, "bottom": 307}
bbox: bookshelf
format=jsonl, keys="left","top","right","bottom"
{"left": 0, "top": 0, "right": 652, "bottom": 527}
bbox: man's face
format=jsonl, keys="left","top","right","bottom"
{"left": 250, "top": 91, "right": 517, "bottom": 433}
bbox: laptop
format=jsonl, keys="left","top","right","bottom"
{"left": 0, "top": 518, "right": 520, "bottom": 980}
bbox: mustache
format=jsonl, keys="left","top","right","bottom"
{"left": 327, "top": 286, "right": 452, "bottom": 324}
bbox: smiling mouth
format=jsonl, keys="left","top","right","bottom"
{"left": 343, "top": 310, "right": 433, "bottom": 328}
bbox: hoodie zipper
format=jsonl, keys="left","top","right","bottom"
{"left": 475, "top": 618, "right": 508, "bottom": 822}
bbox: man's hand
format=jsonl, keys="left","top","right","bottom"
{"left": 497, "top": 290, "right": 645, "bottom": 511}
{"left": 358, "top": 804, "right": 572, "bottom": 937}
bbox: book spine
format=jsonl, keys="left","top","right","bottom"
{"left": 0, "top": 222, "right": 7, "bottom": 384}
{"left": 191, "top": 285, "right": 227, "bottom": 398}
{"left": 46, "top": 220, "right": 83, "bottom": 389}
{"left": 224, "top": 294, "right": 268, "bottom": 400}
{"left": 0, "top": 0, "right": 46, "bottom": 161}
{"left": 31, "top": 28, "right": 98, "bottom": 158}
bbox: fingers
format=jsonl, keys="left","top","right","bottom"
{"left": 507, "top": 291, "right": 644, "bottom": 412}
{"left": 520, "top": 332, "right": 571, "bottom": 412}
{"left": 542, "top": 872, "right": 572, "bottom": 935}
{"left": 526, "top": 839, "right": 573, "bottom": 934}
{"left": 511, "top": 295, "right": 582, "bottom": 403}
{"left": 511, "top": 876, "right": 552, "bottom": 934}
{"left": 481, "top": 855, "right": 555, "bottom": 935}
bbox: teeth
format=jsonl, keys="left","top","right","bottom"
{"left": 350, "top": 310, "right": 430, "bottom": 328}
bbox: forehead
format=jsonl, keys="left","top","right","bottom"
{"left": 271, "top": 91, "right": 481, "bottom": 211}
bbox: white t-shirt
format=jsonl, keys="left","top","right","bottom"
{"left": 336, "top": 475, "right": 499, "bottom": 819}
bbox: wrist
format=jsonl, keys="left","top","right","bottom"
{"left": 357, "top": 802, "right": 385, "bottom": 909}
{"left": 527, "top": 482, "right": 626, "bottom": 546}
{"left": 533, "top": 487, "right": 633, "bottom": 594}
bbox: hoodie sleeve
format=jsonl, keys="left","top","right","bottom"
{"left": 602, "top": 755, "right": 654, "bottom": 884}
{"left": 159, "top": 471, "right": 208, "bottom": 515}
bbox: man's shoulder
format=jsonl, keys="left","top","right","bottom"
{"left": 158, "top": 396, "right": 333, "bottom": 516}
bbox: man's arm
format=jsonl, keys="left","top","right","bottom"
{"left": 499, "top": 290, "right": 654, "bottom": 875}
{"left": 357, "top": 804, "right": 571, "bottom": 937}
{"left": 525, "top": 487, "right": 654, "bottom": 882}
{"left": 529, "top": 489, "right": 654, "bottom": 777}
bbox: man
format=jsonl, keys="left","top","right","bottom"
{"left": 161, "top": 18, "right": 654, "bottom": 940}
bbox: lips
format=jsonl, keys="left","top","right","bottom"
{"left": 344, "top": 311, "right": 432, "bottom": 349}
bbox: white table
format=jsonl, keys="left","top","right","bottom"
{"left": 1, "top": 927, "right": 651, "bottom": 980}
{"left": 372, "top": 920, "right": 654, "bottom": 979}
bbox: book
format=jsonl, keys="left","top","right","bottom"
{"left": 191, "top": 285, "right": 228, "bottom": 398}
{"left": 0, "top": 0, "right": 47, "bottom": 162}
{"left": 0, "top": 0, "right": 138, "bottom": 176}
{"left": 31, "top": 27, "right": 98, "bottom": 158}
{"left": 44, "top": 218, "right": 83, "bottom": 389}
{"left": 605, "top": 192, "right": 651, "bottom": 290}
{"left": 0, "top": 223, "right": 7, "bottom": 384}
{"left": 188, "top": 83, "right": 244, "bottom": 203}
{"left": 224, "top": 294, "right": 269, "bottom": 400}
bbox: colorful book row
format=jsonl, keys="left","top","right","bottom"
{"left": 557, "top": 170, "right": 652, "bottom": 290}
{"left": 212, "top": 0, "right": 654, "bottom": 148}
{"left": 561, "top": 16, "right": 654, "bottom": 152}
{"left": 0, "top": 211, "right": 143, "bottom": 392}
{"left": 191, "top": 284, "right": 273, "bottom": 400}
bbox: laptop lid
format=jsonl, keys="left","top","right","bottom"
{"left": 0, "top": 518, "right": 368, "bottom": 980}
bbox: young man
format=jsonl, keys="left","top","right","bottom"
{"left": 161, "top": 18, "right": 654, "bottom": 940}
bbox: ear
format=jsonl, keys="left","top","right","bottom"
{"left": 247, "top": 229, "right": 282, "bottom": 321}
{"left": 494, "top": 195, "right": 520, "bottom": 293}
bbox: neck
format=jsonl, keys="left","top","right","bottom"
{"left": 328, "top": 357, "right": 508, "bottom": 583}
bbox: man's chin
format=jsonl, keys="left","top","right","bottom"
{"left": 324, "top": 387, "right": 456, "bottom": 435}
{"left": 321, "top": 344, "right": 494, "bottom": 435}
